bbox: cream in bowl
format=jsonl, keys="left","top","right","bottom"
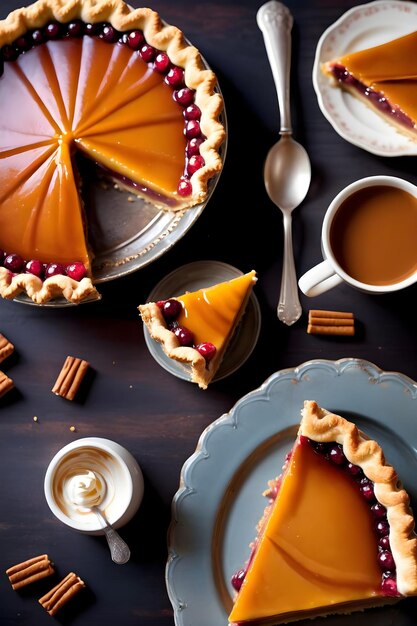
{"left": 44, "top": 438, "right": 144, "bottom": 535}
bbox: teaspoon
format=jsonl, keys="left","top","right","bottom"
{"left": 257, "top": 0, "right": 311, "bottom": 326}
{"left": 92, "top": 505, "right": 131, "bottom": 565}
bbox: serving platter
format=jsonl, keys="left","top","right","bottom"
{"left": 313, "top": 0, "right": 417, "bottom": 156}
{"left": 166, "top": 358, "right": 417, "bottom": 626}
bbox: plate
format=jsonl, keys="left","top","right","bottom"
{"left": 313, "top": 0, "right": 417, "bottom": 156}
{"left": 143, "top": 261, "right": 261, "bottom": 383}
{"left": 166, "top": 358, "right": 417, "bottom": 626}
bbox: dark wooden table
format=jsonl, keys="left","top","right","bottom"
{"left": 1, "top": 1, "right": 417, "bottom": 624}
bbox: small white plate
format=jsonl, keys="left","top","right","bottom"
{"left": 313, "top": 0, "right": 417, "bottom": 156}
{"left": 143, "top": 261, "right": 261, "bottom": 384}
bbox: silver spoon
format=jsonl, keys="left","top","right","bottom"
{"left": 92, "top": 505, "right": 131, "bottom": 565}
{"left": 257, "top": 1, "right": 311, "bottom": 326}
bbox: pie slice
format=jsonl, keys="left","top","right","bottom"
{"left": 0, "top": 0, "right": 225, "bottom": 304}
{"left": 138, "top": 270, "right": 257, "bottom": 389}
{"left": 229, "top": 400, "right": 417, "bottom": 625}
{"left": 321, "top": 30, "right": 417, "bottom": 141}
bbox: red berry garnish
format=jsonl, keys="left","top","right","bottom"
{"left": 84, "top": 23, "right": 100, "bottom": 36}
{"left": 31, "top": 29, "right": 45, "bottom": 45}
{"left": 3, "top": 253, "right": 24, "bottom": 273}
{"left": 156, "top": 300, "right": 166, "bottom": 310}
{"left": 44, "top": 262, "right": 65, "bottom": 278}
{"left": 100, "top": 24, "right": 118, "bottom": 43}
{"left": 346, "top": 462, "right": 363, "bottom": 477}
{"left": 1, "top": 45, "right": 18, "bottom": 62}
{"left": 165, "top": 66, "right": 184, "bottom": 87}
{"left": 173, "top": 87, "right": 195, "bottom": 106}
{"left": 67, "top": 21, "right": 84, "bottom": 37}
{"left": 196, "top": 342, "right": 217, "bottom": 362}
{"left": 187, "top": 137, "right": 203, "bottom": 157}
{"left": 371, "top": 502, "right": 386, "bottom": 519}
{"left": 185, "top": 119, "right": 201, "bottom": 139}
{"left": 379, "top": 535, "right": 391, "bottom": 550}
{"left": 187, "top": 155, "right": 205, "bottom": 176}
{"left": 174, "top": 326, "right": 194, "bottom": 346}
{"left": 328, "top": 444, "right": 345, "bottom": 465}
{"left": 154, "top": 52, "right": 170, "bottom": 73}
{"left": 24, "top": 259, "right": 44, "bottom": 278}
{"left": 381, "top": 575, "right": 398, "bottom": 596}
{"left": 376, "top": 520, "right": 390, "bottom": 536}
{"left": 378, "top": 550, "right": 395, "bottom": 571}
{"left": 162, "top": 298, "right": 182, "bottom": 321}
{"left": 15, "top": 35, "right": 31, "bottom": 52}
{"left": 140, "top": 44, "right": 156, "bottom": 62}
{"left": 127, "top": 30, "right": 144, "bottom": 50}
{"left": 231, "top": 569, "right": 245, "bottom": 592}
{"left": 45, "top": 22, "right": 62, "bottom": 40}
{"left": 184, "top": 104, "right": 201, "bottom": 120}
{"left": 66, "top": 262, "right": 87, "bottom": 281}
{"left": 177, "top": 178, "right": 192, "bottom": 197}
{"left": 359, "top": 478, "right": 375, "bottom": 502}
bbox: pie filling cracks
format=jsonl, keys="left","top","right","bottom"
{"left": 0, "top": 0, "right": 225, "bottom": 304}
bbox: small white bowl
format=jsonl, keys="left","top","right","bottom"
{"left": 44, "top": 437, "right": 144, "bottom": 535}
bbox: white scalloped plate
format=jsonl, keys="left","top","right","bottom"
{"left": 313, "top": 0, "right": 417, "bottom": 156}
{"left": 166, "top": 358, "right": 417, "bottom": 626}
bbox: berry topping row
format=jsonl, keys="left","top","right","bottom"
{"left": 0, "top": 20, "right": 207, "bottom": 198}
{"left": 302, "top": 436, "right": 398, "bottom": 596}
{"left": 0, "top": 251, "right": 87, "bottom": 282}
{"left": 157, "top": 299, "right": 217, "bottom": 363}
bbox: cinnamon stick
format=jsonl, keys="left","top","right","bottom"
{"left": 0, "top": 370, "right": 14, "bottom": 398}
{"left": 0, "top": 333, "right": 14, "bottom": 363}
{"left": 307, "top": 310, "right": 355, "bottom": 336}
{"left": 52, "top": 356, "right": 89, "bottom": 400}
{"left": 39, "top": 572, "right": 85, "bottom": 616}
{"left": 6, "top": 554, "right": 54, "bottom": 589}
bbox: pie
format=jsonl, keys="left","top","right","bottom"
{"left": 138, "top": 270, "right": 257, "bottom": 389}
{"left": 0, "top": 0, "right": 225, "bottom": 304}
{"left": 321, "top": 30, "right": 417, "bottom": 141}
{"left": 228, "top": 400, "right": 417, "bottom": 625}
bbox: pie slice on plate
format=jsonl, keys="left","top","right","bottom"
{"left": 139, "top": 270, "right": 257, "bottom": 389}
{"left": 321, "top": 30, "right": 417, "bottom": 141}
{"left": 228, "top": 400, "right": 417, "bottom": 625}
{"left": 0, "top": 0, "right": 225, "bottom": 304}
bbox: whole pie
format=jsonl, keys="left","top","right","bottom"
{"left": 0, "top": 0, "right": 225, "bottom": 304}
{"left": 322, "top": 30, "right": 417, "bottom": 141}
{"left": 139, "top": 270, "right": 257, "bottom": 389}
{"left": 229, "top": 401, "right": 417, "bottom": 624}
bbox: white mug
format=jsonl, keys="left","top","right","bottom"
{"left": 298, "top": 175, "right": 417, "bottom": 297}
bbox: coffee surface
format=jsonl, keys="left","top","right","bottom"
{"left": 330, "top": 185, "right": 417, "bottom": 285}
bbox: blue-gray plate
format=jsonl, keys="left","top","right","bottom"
{"left": 166, "top": 358, "right": 417, "bottom": 626}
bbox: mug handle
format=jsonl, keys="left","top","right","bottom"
{"left": 298, "top": 260, "right": 343, "bottom": 297}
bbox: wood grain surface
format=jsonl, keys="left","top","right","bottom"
{"left": 1, "top": 1, "right": 417, "bottom": 625}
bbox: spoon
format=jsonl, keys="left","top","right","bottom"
{"left": 257, "top": 1, "right": 311, "bottom": 326}
{"left": 92, "top": 505, "right": 131, "bottom": 565}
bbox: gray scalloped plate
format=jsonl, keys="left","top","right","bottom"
{"left": 166, "top": 358, "right": 417, "bottom": 626}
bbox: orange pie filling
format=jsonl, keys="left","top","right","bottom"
{"left": 229, "top": 435, "right": 400, "bottom": 624}
{"left": 0, "top": 3, "right": 224, "bottom": 303}
{"left": 322, "top": 31, "right": 417, "bottom": 137}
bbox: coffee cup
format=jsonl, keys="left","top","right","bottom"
{"left": 298, "top": 176, "right": 417, "bottom": 297}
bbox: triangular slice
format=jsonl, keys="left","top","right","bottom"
{"left": 229, "top": 400, "right": 417, "bottom": 625}
{"left": 321, "top": 30, "right": 417, "bottom": 141}
{"left": 138, "top": 270, "right": 257, "bottom": 389}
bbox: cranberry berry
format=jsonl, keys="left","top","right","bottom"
{"left": 66, "top": 262, "right": 87, "bottom": 281}
{"left": 174, "top": 87, "right": 195, "bottom": 106}
{"left": 3, "top": 253, "right": 24, "bottom": 273}
{"left": 140, "top": 44, "right": 156, "bottom": 63}
{"left": 44, "top": 262, "right": 65, "bottom": 278}
{"left": 44, "top": 22, "right": 62, "bottom": 40}
{"left": 184, "top": 104, "right": 201, "bottom": 120}
{"left": 165, "top": 66, "right": 184, "bottom": 87}
{"left": 100, "top": 24, "right": 119, "bottom": 43}
{"left": 196, "top": 342, "right": 217, "bottom": 362}
{"left": 127, "top": 30, "right": 144, "bottom": 50}
{"left": 67, "top": 20, "right": 84, "bottom": 38}
{"left": 231, "top": 569, "right": 246, "bottom": 592}
{"left": 174, "top": 326, "right": 194, "bottom": 347}
{"left": 185, "top": 120, "right": 201, "bottom": 139}
{"left": 24, "top": 259, "right": 44, "bottom": 278}
{"left": 154, "top": 52, "right": 170, "bottom": 73}
{"left": 187, "top": 155, "right": 205, "bottom": 176}
{"left": 161, "top": 298, "right": 182, "bottom": 322}
{"left": 177, "top": 178, "right": 192, "bottom": 197}
{"left": 187, "top": 137, "right": 203, "bottom": 157}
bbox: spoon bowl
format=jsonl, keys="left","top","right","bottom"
{"left": 257, "top": 1, "right": 312, "bottom": 325}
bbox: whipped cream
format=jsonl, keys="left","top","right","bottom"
{"left": 68, "top": 469, "right": 105, "bottom": 508}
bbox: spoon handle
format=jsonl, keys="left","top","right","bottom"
{"left": 93, "top": 506, "right": 131, "bottom": 565}
{"left": 278, "top": 212, "right": 302, "bottom": 325}
{"left": 257, "top": 1, "right": 293, "bottom": 134}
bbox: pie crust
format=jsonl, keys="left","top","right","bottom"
{"left": 0, "top": 0, "right": 225, "bottom": 304}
